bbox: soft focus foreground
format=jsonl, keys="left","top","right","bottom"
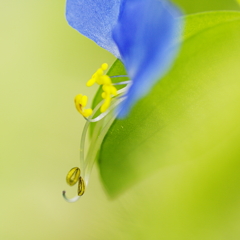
{"left": 1, "top": 1, "right": 240, "bottom": 240}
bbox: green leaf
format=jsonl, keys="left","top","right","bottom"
{"left": 172, "top": 0, "right": 239, "bottom": 14}
{"left": 183, "top": 11, "right": 240, "bottom": 41}
{"left": 96, "top": 11, "right": 240, "bottom": 197}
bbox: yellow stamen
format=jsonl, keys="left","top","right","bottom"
{"left": 66, "top": 167, "right": 80, "bottom": 186}
{"left": 74, "top": 94, "right": 93, "bottom": 117}
{"left": 78, "top": 176, "right": 85, "bottom": 196}
{"left": 110, "top": 85, "right": 117, "bottom": 96}
{"left": 81, "top": 95, "right": 88, "bottom": 107}
{"left": 101, "top": 92, "right": 107, "bottom": 99}
{"left": 86, "top": 78, "right": 95, "bottom": 87}
{"left": 101, "top": 75, "right": 111, "bottom": 85}
{"left": 101, "top": 63, "right": 108, "bottom": 70}
{"left": 102, "top": 85, "right": 111, "bottom": 94}
{"left": 86, "top": 63, "right": 108, "bottom": 87}
{"left": 100, "top": 95, "right": 111, "bottom": 113}
{"left": 77, "top": 63, "right": 118, "bottom": 117}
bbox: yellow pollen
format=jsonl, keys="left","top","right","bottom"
{"left": 101, "top": 63, "right": 108, "bottom": 70}
{"left": 100, "top": 95, "right": 111, "bottom": 113}
{"left": 86, "top": 78, "right": 95, "bottom": 87}
{"left": 84, "top": 63, "right": 117, "bottom": 113}
{"left": 102, "top": 75, "right": 111, "bottom": 85}
{"left": 74, "top": 94, "right": 93, "bottom": 117}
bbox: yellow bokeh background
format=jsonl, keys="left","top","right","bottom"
{"left": 1, "top": 1, "right": 240, "bottom": 239}
{"left": 0, "top": 1, "right": 117, "bottom": 239}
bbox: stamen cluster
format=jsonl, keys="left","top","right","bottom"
{"left": 63, "top": 63, "right": 129, "bottom": 203}
{"left": 65, "top": 167, "right": 85, "bottom": 198}
{"left": 74, "top": 63, "right": 117, "bottom": 118}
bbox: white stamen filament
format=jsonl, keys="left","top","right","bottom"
{"left": 83, "top": 97, "right": 126, "bottom": 185}
{"left": 112, "top": 80, "right": 131, "bottom": 85}
{"left": 63, "top": 79, "right": 130, "bottom": 203}
{"left": 110, "top": 75, "right": 129, "bottom": 79}
{"left": 83, "top": 85, "right": 131, "bottom": 123}
{"left": 62, "top": 191, "right": 81, "bottom": 203}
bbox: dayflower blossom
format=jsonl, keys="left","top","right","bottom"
{"left": 63, "top": 0, "right": 183, "bottom": 202}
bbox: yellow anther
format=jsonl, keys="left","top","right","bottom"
{"left": 92, "top": 73, "right": 97, "bottom": 78}
{"left": 110, "top": 85, "right": 117, "bottom": 96}
{"left": 96, "top": 77, "right": 104, "bottom": 85}
{"left": 83, "top": 109, "right": 93, "bottom": 117}
{"left": 74, "top": 94, "right": 83, "bottom": 113}
{"left": 101, "top": 63, "right": 108, "bottom": 70}
{"left": 81, "top": 95, "right": 88, "bottom": 107}
{"left": 86, "top": 78, "right": 96, "bottom": 87}
{"left": 86, "top": 64, "right": 109, "bottom": 87}
{"left": 78, "top": 176, "right": 85, "bottom": 196}
{"left": 83, "top": 63, "right": 118, "bottom": 114}
{"left": 102, "top": 85, "right": 111, "bottom": 94}
{"left": 100, "top": 96, "right": 111, "bottom": 113}
{"left": 87, "top": 65, "right": 109, "bottom": 87}
{"left": 66, "top": 167, "right": 81, "bottom": 186}
{"left": 96, "top": 68, "right": 103, "bottom": 76}
{"left": 101, "top": 92, "right": 107, "bottom": 99}
{"left": 102, "top": 75, "right": 111, "bottom": 85}
{"left": 74, "top": 94, "right": 93, "bottom": 117}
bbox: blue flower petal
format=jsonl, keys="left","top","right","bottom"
{"left": 112, "top": 0, "right": 183, "bottom": 118}
{"left": 66, "top": 0, "right": 122, "bottom": 58}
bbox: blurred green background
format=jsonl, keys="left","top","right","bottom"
{"left": 173, "top": 0, "right": 239, "bottom": 13}
{"left": 1, "top": 0, "right": 239, "bottom": 239}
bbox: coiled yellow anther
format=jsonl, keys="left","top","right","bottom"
{"left": 78, "top": 176, "right": 85, "bottom": 196}
{"left": 74, "top": 94, "right": 93, "bottom": 117}
{"left": 64, "top": 168, "right": 85, "bottom": 200}
{"left": 66, "top": 167, "right": 81, "bottom": 186}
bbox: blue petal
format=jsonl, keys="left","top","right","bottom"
{"left": 112, "top": 0, "right": 183, "bottom": 118}
{"left": 66, "top": 0, "right": 122, "bottom": 58}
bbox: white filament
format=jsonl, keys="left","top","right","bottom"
{"left": 63, "top": 82, "right": 129, "bottom": 203}
{"left": 62, "top": 191, "right": 81, "bottom": 203}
